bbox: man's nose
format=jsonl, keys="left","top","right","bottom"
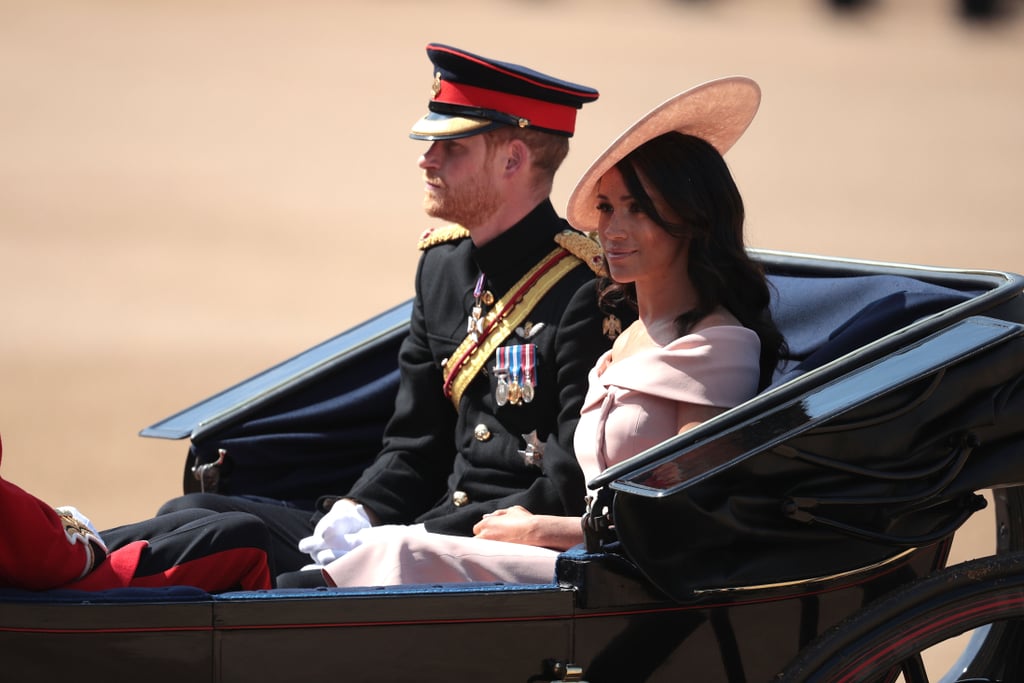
{"left": 418, "top": 142, "right": 441, "bottom": 169}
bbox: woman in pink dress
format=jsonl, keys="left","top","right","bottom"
{"left": 316, "top": 77, "right": 786, "bottom": 588}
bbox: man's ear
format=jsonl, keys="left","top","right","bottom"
{"left": 503, "top": 139, "right": 529, "bottom": 175}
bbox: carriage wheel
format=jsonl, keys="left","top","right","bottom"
{"left": 775, "top": 486, "right": 1024, "bottom": 683}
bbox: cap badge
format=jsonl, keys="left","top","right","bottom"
{"left": 431, "top": 72, "right": 442, "bottom": 99}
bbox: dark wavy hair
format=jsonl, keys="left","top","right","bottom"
{"left": 597, "top": 131, "right": 786, "bottom": 389}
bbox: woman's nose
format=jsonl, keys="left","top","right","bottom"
{"left": 599, "top": 217, "right": 626, "bottom": 242}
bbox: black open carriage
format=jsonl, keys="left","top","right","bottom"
{"left": 2, "top": 249, "right": 1024, "bottom": 682}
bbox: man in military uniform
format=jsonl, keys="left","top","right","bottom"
{"left": 159, "top": 43, "right": 619, "bottom": 577}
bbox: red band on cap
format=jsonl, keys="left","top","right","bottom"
{"left": 436, "top": 81, "right": 578, "bottom": 135}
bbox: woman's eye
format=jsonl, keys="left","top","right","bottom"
{"left": 628, "top": 201, "right": 646, "bottom": 214}
{"left": 595, "top": 202, "right": 612, "bottom": 214}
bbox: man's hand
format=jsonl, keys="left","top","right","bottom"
{"left": 298, "top": 499, "right": 371, "bottom": 566}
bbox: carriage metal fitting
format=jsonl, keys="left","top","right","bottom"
{"left": 191, "top": 448, "right": 226, "bottom": 493}
{"left": 528, "top": 659, "right": 586, "bottom": 682}
{"left": 582, "top": 494, "right": 615, "bottom": 552}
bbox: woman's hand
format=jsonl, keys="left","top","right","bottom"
{"left": 473, "top": 506, "right": 584, "bottom": 551}
{"left": 472, "top": 505, "right": 534, "bottom": 543}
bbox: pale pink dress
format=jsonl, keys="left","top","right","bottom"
{"left": 321, "top": 325, "right": 761, "bottom": 588}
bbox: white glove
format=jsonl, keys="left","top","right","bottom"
{"left": 298, "top": 499, "right": 372, "bottom": 566}
{"left": 54, "top": 505, "right": 108, "bottom": 552}
{"left": 54, "top": 505, "right": 109, "bottom": 579}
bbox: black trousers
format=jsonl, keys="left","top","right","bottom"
{"left": 103, "top": 508, "right": 273, "bottom": 591}
{"left": 157, "top": 494, "right": 315, "bottom": 574}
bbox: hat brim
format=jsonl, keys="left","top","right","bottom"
{"left": 566, "top": 76, "right": 761, "bottom": 232}
{"left": 409, "top": 111, "right": 506, "bottom": 141}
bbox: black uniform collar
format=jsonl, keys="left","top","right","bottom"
{"left": 471, "top": 199, "right": 563, "bottom": 290}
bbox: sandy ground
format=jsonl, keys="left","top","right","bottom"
{"left": 1, "top": 0, "right": 1022, "bottom": 672}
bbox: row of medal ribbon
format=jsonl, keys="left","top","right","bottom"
{"left": 493, "top": 344, "right": 536, "bottom": 406}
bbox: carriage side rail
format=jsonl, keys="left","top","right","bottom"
{"left": 600, "top": 315, "right": 1024, "bottom": 499}
{"left": 139, "top": 300, "right": 411, "bottom": 441}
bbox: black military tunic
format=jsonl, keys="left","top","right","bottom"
{"left": 346, "top": 199, "right": 615, "bottom": 535}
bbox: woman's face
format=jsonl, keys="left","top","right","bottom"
{"left": 595, "top": 166, "right": 689, "bottom": 288}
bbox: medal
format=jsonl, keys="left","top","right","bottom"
{"left": 467, "top": 273, "right": 488, "bottom": 342}
{"left": 493, "top": 348, "right": 510, "bottom": 406}
{"left": 467, "top": 306, "right": 484, "bottom": 342}
{"left": 521, "top": 344, "right": 536, "bottom": 403}
{"left": 494, "top": 344, "right": 538, "bottom": 406}
{"left": 508, "top": 380, "right": 522, "bottom": 405}
{"left": 495, "top": 377, "right": 509, "bottom": 406}
{"left": 509, "top": 345, "right": 522, "bottom": 405}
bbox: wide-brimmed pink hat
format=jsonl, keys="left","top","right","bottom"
{"left": 566, "top": 76, "right": 760, "bottom": 232}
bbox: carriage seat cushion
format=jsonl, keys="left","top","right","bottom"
{"left": 766, "top": 273, "right": 976, "bottom": 387}
{"left": 0, "top": 585, "right": 210, "bottom": 603}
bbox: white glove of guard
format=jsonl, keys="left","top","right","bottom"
{"left": 298, "top": 499, "right": 372, "bottom": 566}
{"left": 54, "top": 505, "right": 108, "bottom": 553}
{"left": 54, "top": 505, "right": 109, "bottom": 579}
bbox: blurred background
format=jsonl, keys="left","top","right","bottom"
{"left": 1, "top": 0, "right": 1021, "bottom": 560}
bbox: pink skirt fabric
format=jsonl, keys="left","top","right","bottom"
{"left": 322, "top": 526, "right": 559, "bottom": 587}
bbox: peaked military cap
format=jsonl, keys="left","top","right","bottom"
{"left": 409, "top": 43, "right": 599, "bottom": 141}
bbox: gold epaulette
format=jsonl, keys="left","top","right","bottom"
{"left": 554, "top": 229, "right": 607, "bottom": 277}
{"left": 418, "top": 224, "right": 471, "bottom": 250}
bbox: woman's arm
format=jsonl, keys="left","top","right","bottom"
{"left": 472, "top": 505, "right": 583, "bottom": 551}
{"left": 677, "top": 403, "right": 728, "bottom": 434}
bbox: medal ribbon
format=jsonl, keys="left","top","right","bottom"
{"left": 509, "top": 346, "right": 521, "bottom": 386}
{"left": 522, "top": 343, "right": 536, "bottom": 398}
{"left": 443, "top": 246, "right": 579, "bottom": 407}
{"left": 494, "top": 346, "right": 510, "bottom": 405}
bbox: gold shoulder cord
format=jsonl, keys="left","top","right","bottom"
{"left": 554, "top": 229, "right": 607, "bottom": 276}
{"left": 418, "top": 224, "right": 470, "bottom": 250}
{"left": 444, "top": 246, "right": 582, "bottom": 408}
